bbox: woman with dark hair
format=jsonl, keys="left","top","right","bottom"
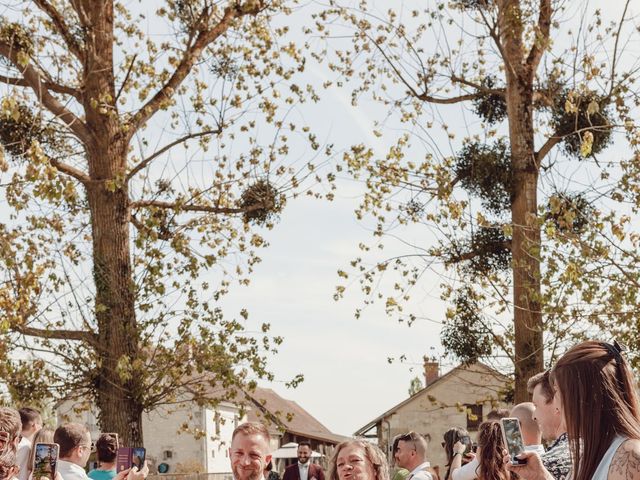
{"left": 442, "top": 428, "right": 472, "bottom": 480}
{"left": 88, "top": 434, "right": 118, "bottom": 480}
{"left": 507, "top": 340, "right": 640, "bottom": 480}
{"left": 451, "top": 422, "right": 513, "bottom": 480}
{"left": 328, "top": 440, "right": 389, "bottom": 480}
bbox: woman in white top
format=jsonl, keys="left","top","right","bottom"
{"left": 507, "top": 341, "right": 640, "bottom": 480}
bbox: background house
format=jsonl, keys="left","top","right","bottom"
{"left": 57, "top": 387, "right": 347, "bottom": 476}
{"left": 354, "top": 360, "right": 510, "bottom": 474}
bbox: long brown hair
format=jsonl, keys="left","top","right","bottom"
{"left": 442, "top": 427, "right": 470, "bottom": 480}
{"left": 551, "top": 341, "right": 640, "bottom": 480}
{"left": 477, "top": 422, "right": 511, "bottom": 480}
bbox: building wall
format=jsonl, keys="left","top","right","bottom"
{"left": 56, "top": 399, "right": 243, "bottom": 474}
{"left": 378, "top": 365, "right": 509, "bottom": 475}
{"left": 202, "top": 404, "right": 244, "bottom": 474}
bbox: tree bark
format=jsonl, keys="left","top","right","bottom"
{"left": 499, "top": 0, "right": 544, "bottom": 403}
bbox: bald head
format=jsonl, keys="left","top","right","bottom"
{"left": 510, "top": 402, "right": 541, "bottom": 446}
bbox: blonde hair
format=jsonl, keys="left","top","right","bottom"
{"left": 328, "top": 441, "right": 389, "bottom": 480}
{"left": 28, "top": 428, "right": 54, "bottom": 473}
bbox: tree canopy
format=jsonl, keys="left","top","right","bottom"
{"left": 318, "top": 0, "right": 640, "bottom": 399}
{"left": 0, "top": 0, "right": 320, "bottom": 444}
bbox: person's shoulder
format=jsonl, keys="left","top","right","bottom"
{"left": 413, "top": 470, "right": 433, "bottom": 480}
{"left": 609, "top": 439, "right": 640, "bottom": 480}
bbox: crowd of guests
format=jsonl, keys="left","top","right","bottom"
{"left": 319, "top": 340, "right": 640, "bottom": 480}
{"left": 0, "top": 408, "right": 147, "bottom": 480}
{"left": 1, "top": 340, "right": 640, "bottom": 480}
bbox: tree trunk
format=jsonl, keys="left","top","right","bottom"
{"left": 86, "top": 152, "right": 144, "bottom": 447}
{"left": 82, "top": 0, "right": 144, "bottom": 446}
{"left": 500, "top": 0, "right": 545, "bottom": 403}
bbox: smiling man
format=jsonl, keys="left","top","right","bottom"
{"left": 229, "top": 423, "right": 273, "bottom": 480}
{"left": 283, "top": 441, "right": 325, "bottom": 480}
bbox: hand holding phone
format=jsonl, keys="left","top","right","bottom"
{"left": 500, "top": 418, "right": 526, "bottom": 465}
{"left": 117, "top": 447, "right": 147, "bottom": 472}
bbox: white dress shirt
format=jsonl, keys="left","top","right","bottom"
{"left": 298, "top": 462, "right": 309, "bottom": 480}
{"left": 16, "top": 437, "right": 32, "bottom": 480}
{"left": 57, "top": 460, "right": 90, "bottom": 480}
{"left": 407, "top": 462, "right": 432, "bottom": 480}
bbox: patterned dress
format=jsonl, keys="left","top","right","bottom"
{"left": 541, "top": 433, "right": 572, "bottom": 480}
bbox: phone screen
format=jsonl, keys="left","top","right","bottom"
{"left": 132, "top": 447, "right": 146, "bottom": 470}
{"left": 501, "top": 418, "right": 526, "bottom": 464}
{"left": 33, "top": 443, "right": 59, "bottom": 480}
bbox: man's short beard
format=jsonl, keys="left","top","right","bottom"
{"left": 233, "top": 465, "right": 262, "bottom": 480}
{"left": 298, "top": 458, "right": 310, "bottom": 464}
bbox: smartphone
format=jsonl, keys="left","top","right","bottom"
{"left": 458, "top": 434, "right": 473, "bottom": 455}
{"left": 500, "top": 418, "right": 526, "bottom": 465}
{"left": 117, "top": 447, "right": 146, "bottom": 472}
{"left": 131, "top": 447, "right": 146, "bottom": 470}
{"left": 33, "top": 443, "right": 59, "bottom": 480}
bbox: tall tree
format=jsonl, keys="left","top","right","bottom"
{"left": 320, "top": 0, "right": 640, "bottom": 400}
{"left": 0, "top": 0, "right": 317, "bottom": 444}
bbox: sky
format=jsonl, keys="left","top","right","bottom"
{"left": 216, "top": 57, "right": 453, "bottom": 436}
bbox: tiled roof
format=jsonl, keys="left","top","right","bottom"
{"left": 247, "top": 387, "right": 349, "bottom": 444}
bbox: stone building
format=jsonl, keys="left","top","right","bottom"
{"left": 354, "top": 361, "right": 510, "bottom": 476}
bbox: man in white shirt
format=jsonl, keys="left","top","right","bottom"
{"left": 394, "top": 432, "right": 433, "bottom": 480}
{"left": 17, "top": 407, "right": 42, "bottom": 480}
{"left": 55, "top": 424, "right": 148, "bottom": 480}
{"left": 54, "top": 423, "right": 93, "bottom": 480}
{"left": 229, "top": 422, "right": 272, "bottom": 480}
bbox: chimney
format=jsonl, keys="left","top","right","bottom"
{"left": 424, "top": 357, "right": 440, "bottom": 387}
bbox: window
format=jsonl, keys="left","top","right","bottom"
{"left": 465, "top": 404, "right": 483, "bottom": 431}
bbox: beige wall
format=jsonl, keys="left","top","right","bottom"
{"left": 377, "top": 365, "right": 509, "bottom": 475}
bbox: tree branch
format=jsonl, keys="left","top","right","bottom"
{"left": 446, "top": 240, "right": 512, "bottom": 265}
{"left": 126, "top": 128, "right": 222, "bottom": 181}
{"left": 451, "top": 75, "right": 505, "bottom": 97}
{"left": 0, "top": 43, "right": 92, "bottom": 145}
{"left": 14, "top": 324, "right": 97, "bottom": 345}
{"left": 130, "top": 199, "right": 270, "bottom": 215}
{"left": 50, "top": 157, "right": 91, "bottom": 184}
{"left": 129, "top": 6, "right": 244, "bottom": 133}
{"left": 535, "top": 136, "right": 561, "bottom": 163}
{"left": 417, "top": 92, "right": 481, "bottom": 104}
{"left": 33, "top": 0, "right": 84, "bottom": 61}
{"left": 0, "top": 74, "right": 81, "bottom": 98}
{"left": 525, "top": 0, "right": 552, "bottom": 75}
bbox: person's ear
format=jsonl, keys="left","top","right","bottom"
{"left": 266, "top": 455, "right": 273, "bottom": 465}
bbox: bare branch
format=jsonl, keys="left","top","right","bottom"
{"left": 50, "top": 157, "right": 90, "bottom": 184}
{"left": 33, "top": 0, "right": 84, "bottom": 61}
{"left": 525, "top": 0, "right": 552, "bottom": 74}
{"left": 446, "top": 240, "right": 512, "bottom": 265}
{"left": 451, "top": 75, "right": 505, "bottom": 97}
{"left": 0, "top": 74, "right": 81, "bottom": 98}
{"left": 130, "top": 199, "right": 270, "bottom": 216}
{"left": 609, "top": 0, "right": 632, "bottom": 96}
{"left": 129, "top": 6, "right": 246, "bottom": 133}
{"left": 417, "top": 92, "right": 480, "bottom": 104}
{"left": 535, "top": 136, "right": 561, "bottom": 163}
{"left": 14, "top": 324, "right": 97, "bottom": 345}
{"left": 0, "top": 43, "right": 92, "bottom": 145}
{"left": 126, "top": 128, "right": 222, "bottom": 181}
